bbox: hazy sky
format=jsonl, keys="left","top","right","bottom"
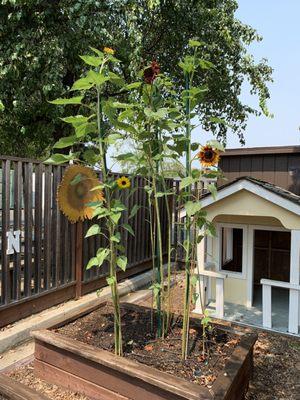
{"left": 200, "top": 0, "right": 300, "bottom": 149}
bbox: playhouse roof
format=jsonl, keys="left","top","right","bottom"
{"left": 208, "top": 176, "right": 300, "bottom": 206}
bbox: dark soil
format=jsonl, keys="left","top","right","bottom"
{"left": 56, "top": 303, "right": 240, "bottom": 388}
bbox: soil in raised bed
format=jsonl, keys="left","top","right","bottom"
{"left": 56, "top": 303, "right": 240, "bottom": 388}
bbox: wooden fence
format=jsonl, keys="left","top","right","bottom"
{"left": 0, "top": 156, "right": 174, "bottom": 328}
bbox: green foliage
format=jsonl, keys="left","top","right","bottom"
{"left": 0, "top": 0, "right": 272, "bottom": 158}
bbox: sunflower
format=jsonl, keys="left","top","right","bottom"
{"left": 116, "top": 176, "right": 131, "bottom": 189}
{"left": 57, "top": 165, "right": 104, "bottom": 223}
{"left": 103, "top": 47, "right": 115, "bottom": 55}
{"left": 143, "top": 61, "right": 160, "bottom": 84}
{"left": 197, "top": 145, "right": 220, "bottom": 167}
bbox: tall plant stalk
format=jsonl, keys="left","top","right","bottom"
{"left": 97, "top": 87, "right": 122, "bottom": 356}
{"left": 182, "top": 72, "right": 192, "bottom": 360}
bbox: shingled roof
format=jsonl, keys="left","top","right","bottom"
{"left": 204, "top": 176, "right": 300, "bottom": 206}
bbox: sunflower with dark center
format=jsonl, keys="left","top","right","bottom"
{"left": 197, "top": 145, "right": 220, "bottom": 167}
{"left": 143, "top": 61, "right": 160, "bottom": 84}
{"left": 57, "top": 165, "right": 104, "bottom": 223}
{"left": 116, "top": 176, "right": 131, "bottom": 189}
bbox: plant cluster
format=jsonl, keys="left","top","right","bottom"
{"left": 48, "top": 41, "right": 226, "bottom": 360}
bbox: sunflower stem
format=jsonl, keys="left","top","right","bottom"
{"left": 97, "top": 86, "right": 122, "bottom": 356}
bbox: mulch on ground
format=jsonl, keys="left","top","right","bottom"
{"left": 8, "top": 364, "right": 89, "bottom": 400}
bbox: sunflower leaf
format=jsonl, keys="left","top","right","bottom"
{"left": 44, "top": 153, "right": 75, "bottom": 165}
{"left": 111, "top": 232, "right": 121, "bottom": 243}
{"left": 106, "top": 276, "right": 116, "bottom": 286}
{"left": 86, "top": 257, "right": 99, "bottom": 270}
{"left": 122, "top": 223, "right": 134, "bottom": 236}
{"left": 179, "top": 176, "right": 195, "bottom": 190}
{"left": 53, "top": 135, "right": 78, "bottom": 149}
{"left": 96, "top": 248, "right": 110, "bottom": 267}
{"left": 49, "top": 96, "right": 83, "bottom": 105}
{"left": 85, "top": 224, "right": 101, "bottom": 238}
{"left": 129, "top": 205, "right": 141, "bottom": 219}
{"left": 79, "top": 55, "right": 103, "bottom": 67}
{"left": 110, "top": 212, "right": 121, "bottom": 225}
{"left": 116, "top": 255, "right": 127, "bottom": 271}
{"left": 185, "top": 201, "right": 202, "bottom": 217}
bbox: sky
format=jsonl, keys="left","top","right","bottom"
{"left": 200, "top": 0, "right": 300, "bottom": 149}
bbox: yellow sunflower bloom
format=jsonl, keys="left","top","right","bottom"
{"left": 116, "top": 176, "right": 131, "bottom": 189}
{"left": 197, "top": 145, "right": 220, "bottom": 167}
{"left": 57, "top": 165, "right": 104, "bottom": 223}
{"left": 103, "top": 47, "right": 115, "bottom": 55}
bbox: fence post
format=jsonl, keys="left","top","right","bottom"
{"left": 75, "top": 221, "right": 83, "bottom": 299}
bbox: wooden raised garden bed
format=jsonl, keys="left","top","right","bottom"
{"left": 31, "top": 302, "right": 257, "bottom": 400}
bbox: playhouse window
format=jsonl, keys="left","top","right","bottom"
{"left": 220, "top": 227, "right": 243, "bottom": 273}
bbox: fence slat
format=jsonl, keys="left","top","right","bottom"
{"left": 1, "top": 160, "right": 11, "bottom": 305}
{"left": 34, "top": 163, "right": 43, "bottom": 293}
{"left": 43, "top": 165, "right": 52, "bottom": 290}
{"left": 53, "top": 166, "right": 62, "bottom": 287}
{"left": 13, "top": 161, "right": 22, "bottom": 300}
{"left": 24, "top": 162, "right": 33, "bottom": 298}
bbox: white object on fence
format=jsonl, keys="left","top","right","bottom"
{"left": 6, "top": 230, "right": 21, "bottom": 255}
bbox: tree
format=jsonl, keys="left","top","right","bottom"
{"left": 0, "top": 0, "right": 272, "bottom": 158}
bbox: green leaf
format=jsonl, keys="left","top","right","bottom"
{"left": 185, "top": 201, "right": 202, "bottom": 217}
{"left": 49, "top": 96, "right": 83, "bottom": 105}
{"left": 198, "top": 59, "right": 215, "bottom": 70}
{"left": 86, "top": 257, "right": 99, "bottom": 270}
{"left": 61, "top": 115, "right": 90, "bottom": 125}
{"left": 0, "top": 100, "right": 4, "bottom": 111}
{"left": 111, "top": 199, "right": 126, "bottom": 212}
{"left": 116, "top": 255, "right": 127, "bottom": 271}
{"left": 144, "top": 107, "right": 168, "bottom": 120}
{"left": 89, "top": 47, "right": 103, "bottom": 57}
{"left": 87, "top": 70, "right": 110, "bottom": 86}
{"left": 129, "top": 205, "right": 141, "bottom": 219}
{"left": 53, "top": 135, "right": 77, "bottom": 149}
{"left": 122, "top": 223, "right": 134, "bottom": 236}
{"left": 188, "top": 39, "right": 204, "bottom": 47}
{"left": 75, "top": 122, "right": 97, "bottom": 138}
{"left": 190, "top": 275, "right": 198, "bottom": 287}
{"left": 111, "top": 232, "right": 121, "bottom": 243}
{"left": 207, "top": 139, "right": 225, "bottom": 151}
{"left": 97, "top": 248, "right": 110, "bottom": 267}
{"left": 71, "top": 77, "right": 94, "bottom": 91}
{"left": 70, "top": 173, "right": 84, "bottom": 185}
{"left": 44, "top": 153, "right": 74, "bottom": 165}
{"left": 207, "top": 183, "right": 217, "bottom": 200}
{"left": 108, "top": 71, "right": 125, "bottom": 86}
{"left": 85, "top": 224, "right": 101, "bottom": 238}
{"left": 106, "top": 276, "right": 116, "bottom": 286}
{"left": 125, "top": 82, "right": 142, "bottom": 90}
{"left": 110, "top": 212, "right": 121, "bottom": 225}
{"left": 155, "top": 191, "right": 172, "bottom": 198}
{"left": 79, "top": 55, "right": 102, "bottom": 67}
{"left": 180, "top": 176, "right": 195, "bottom": 190}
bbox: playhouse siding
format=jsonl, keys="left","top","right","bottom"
{"left": 219, "top": 146, "right": 300, "bottom": 195}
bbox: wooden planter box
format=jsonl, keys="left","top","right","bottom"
{"left": 31, "top": 302, "right": 257, "bottom": 400}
